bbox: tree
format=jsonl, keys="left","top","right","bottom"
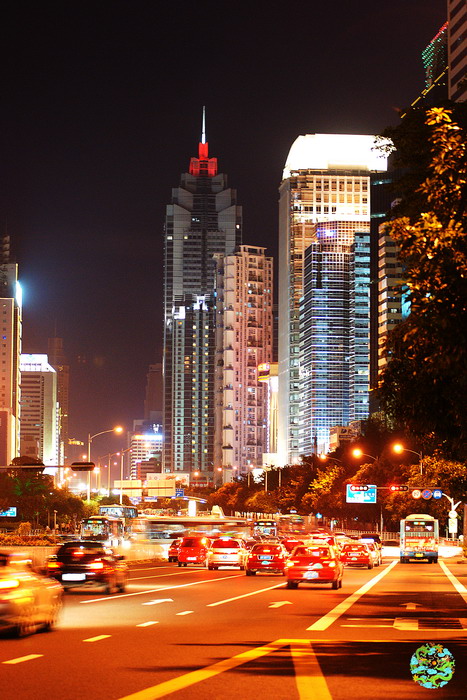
{"left": 378, "top": 107, "right": 467, "bottom": 459}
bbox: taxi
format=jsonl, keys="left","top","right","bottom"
{"left": 177, "top": 536, "right": 211, "bottom": 567}
{"left": 359, "top": 540, "right": 382, "bottom": 566}
{"left": 340, "top": 542, "right": 374, "bottom": 568}
{"left": 207, "top": 537, "right": 248, "bottom": 570}
{"left": 246, "top": 543, "right": 288, "bottom": 575}
{"left": 285, "top": 543, "right": 344, "bottom": 589}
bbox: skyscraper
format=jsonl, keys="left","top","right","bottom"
{"left": 19, "top": 354, "right": 59, "bottom": 465}
{"left": 47, "top": 336, "right": 69, "bottom": 464}
{"left": 0, "top": 244, "right": 22, "bottom": 465}
{"left": 162, "top": 113, "right": 242, "bottom": 481}
{"left": 278, "top": 134, "right": 388, "bottom": 462}
{"left": 448, "top": 0, "right": 467, "bottom": 102}
{"left": 214, "top": 245, "right": 273, "bottom": 480}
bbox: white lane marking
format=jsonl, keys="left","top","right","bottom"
{"left": 80, "top": 573, "right": 243, "bottom": 604}
{"left": 176, "top": 611, "right": 194, "bottom": 616}
{"left": 269, "top": 601, "right": 292, "bottom": 608}
{"left": 341, "top": 624, "right": 393, "bottom": 628}
{"left": 142, "top": 598, "right": 173, "bottom": 606}
{"left": 306, "top": 559, "right": 398, "bottom": 631}
{"left": 83, "top": 635, "right": 112, "bottom": 642}
{"left": 137, "top": 621, "right": 159, "bottom": 627}
{"left": 439, "top": 560, "right": 467, "bottom": 604}
{"left": 207, "top": 582, "right": 284, "bottom": 607}
{"left": 3, "top": 654, "right": 43, "bottom": 665}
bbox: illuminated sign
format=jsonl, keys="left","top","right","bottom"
{"left": 0, "top": 507, "right": 17, "bottom": 517}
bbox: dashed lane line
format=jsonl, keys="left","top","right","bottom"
{"left": 306, "top": 559, "right": 398, "bottom": 631}
{"left": 80, "top": 573, "right": 243, "bottom": 604}
{"left": 83, "top": 634, "right": 112, "bottom": 642}
{"left": 2, "top": 654, "right": 43, "bottom": 665}
{"left": 176, "top": 610, "right": 194, "bottom": 616}
{"left": 136, "top": 621, "right": 159, "bottom": 627}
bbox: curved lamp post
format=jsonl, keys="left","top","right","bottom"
{"left": 392, "top": 443, "right": 423, "bottom": 475}
{"left": 86, "top": 426, "right": 123, "bottom": 500}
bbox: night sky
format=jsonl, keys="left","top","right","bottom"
{"left": 2, "top": 1, "right": 446, "bottom": 456}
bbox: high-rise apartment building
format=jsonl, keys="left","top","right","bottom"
{"left": 448, "top": 0, "right": 467, "bottom": 102}
{"left": 47, "top": 336, "right": 69, "bottom": 464}
{"left": 214, "top": 245, "right": 273, "bottom": 478}
{"left": 278, "top": 134, "right": 388, "bottom": 462}
{"left": 19, "top": 354, "right": 59, "bottom": 465}
{"left": 162, "top": 115, "right": 242, "bottom": 481}
{"left": 0, "top": 252, "right": 22, "bottom": 465}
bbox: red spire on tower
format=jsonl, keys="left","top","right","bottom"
{"left": 189, "top": 107, "right": 218, "bottom": 176}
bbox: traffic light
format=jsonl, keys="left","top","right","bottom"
{"left": 389, "top": 485, "right": 409, "bottom": 492}
{"left": 70, "top": 461, "right": 95, "bottom": 472}
{"left": 350, "top": 484, "right": 369, "bottom": 492}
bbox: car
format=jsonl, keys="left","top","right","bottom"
{"left": 177, "top": 536, "right": 211, "bottom": 566}
{"left": 359, "top": 534, "right": 382, "bottom": 550}
{"left": 340, "top": 542, "right": 374, "bottom": 568}
{"left": 246, "top": 543, "right": 288, "bottom": 575}
{"left": 168, "top": 538, "right": 183, "bottom": 562}
{"left": 281, "top": 538, "right": 304, "bottom": 553}
{"left": 0, "top": 551, "right": 63, "bottom": 636}
{"left": 359, "top": 540, "right": 382, "bottom": 566}
{"left": 46, "top": 540, "right": 128, "bottom": 593}
{"left": 207, "top": 537, "right": 248, "bottom": 570}
{"left": 285, "top": 544, "right": 344, "bottom": 589}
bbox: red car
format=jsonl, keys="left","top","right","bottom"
{"left": 168, "top": 538, "right": 183, "bottom": 562}
{"left": 281, "top": 538, "right": 304, "bottom": 553}
{"left": 340, "top": 542, "right": 374, "bottom": 568}
{"left": 177, "top": 536, "right": 211, "bottom": 566}
{"left": 285, "top": 544, "right": 344, "bottom": 589}
{"left": 246, "top": 544, "right": 288, "bottom": 575}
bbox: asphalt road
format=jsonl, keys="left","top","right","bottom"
{"left": 1, "top": 556, "right": 467, "bottom": 699}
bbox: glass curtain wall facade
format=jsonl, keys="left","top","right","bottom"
{"left": 163, "top": 129, "right": 242, "bottom": 480}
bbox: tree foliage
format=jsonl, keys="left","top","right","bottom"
{"left": 377, "top": 107, "right": 467, "bottom": 459}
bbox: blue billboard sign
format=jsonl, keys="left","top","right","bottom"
{"left": 346, "top": 484, "right": 377, "bottom": 504}
{"left": 0, "top": 507, "right": 17, "bottom": 517}
{"left": 175, "top": 489, "right": 185, "bottom": 498}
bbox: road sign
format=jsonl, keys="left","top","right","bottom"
{"left": 449, "top": 518, "right": 458, "bottom": 534}
{"left": 412, "top": 489, "right": 422, "bottom": 499}
{"left": 432, "top": 489, "right": 442, "bottom": 499}
{"left": 346, "top": 484, "right": 377, "bottom": 504}
{"left": 175, "top": 489, "right": 185, "bottom": 497}
{"left": 421, "top": 489, "right": 432, "bottom": 500}
{"left": 350, "top": 484, "right": 369, "bottom": 492}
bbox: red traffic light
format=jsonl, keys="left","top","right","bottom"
{"left": 350, "top": 484, "right": 369, "bottom": 492}
{"left": 389, "top": 485, "right": 409, "bottom": 492}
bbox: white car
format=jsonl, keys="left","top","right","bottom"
{"left": 207, "top": 538, "right": 248, "bottom": 570}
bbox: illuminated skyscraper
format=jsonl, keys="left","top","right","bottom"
{"left": 448, "top": 0, "right": 467, "bottom": 102}
{"left": 163, "top": 113, "right": 242, "bottom": 480}
{"left": 214, "top": 246, "right": 273, "bottom": 480}
{"left": 47, "top": 336, "right": 69, "bottom": 465}
{"left": 278, "top": 134, "right": 388, "bottom": 461}
{"left": 0, "top": 245, "right": 22, "bottom": 465}
{"left": 19, "top": 354, "right": 59, "bottom": 465}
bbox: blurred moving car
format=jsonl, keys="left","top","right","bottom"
{"left": 340, "top": 542, "right": 374, "bottom": 569}
{"left": 359, "top": 534, "right": 382, "bottom": 550}
{"left": 0, "top": 551, "right": 63, "bottom": 636}
{"left": 246, "top": 543, "right": 288, "bottom": 575}
{"left": 177, "top": 536, "right": 211, "bottom": 567}
{"left": 281, "top": 538, "right": 304, "bottom": 553}
{"left": 46, "top": 540, "right": 128, "bottom": 593}
{"left": 360, "top": 540, "right": 382, "bottom": 566}
{"left": 207, "top": 538, "right": 248, "bottom": 570}
{"left": 285, "top": 544, "right": 344, "bottom": 589}
{"left": 168, "top": 538, "right": 183, "bottom": 562}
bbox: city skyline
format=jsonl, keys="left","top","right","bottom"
{"left": 2, "top": 1, "right": 446, "bottom": 449}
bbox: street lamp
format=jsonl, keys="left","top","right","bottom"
{"left": 319, "top": 454, "right": 343, "bottom": 466}
{"left": 86, "top": 426, "right": 123, "bottom": 500}
{"left": 351, "top": 448, "right": 377, "bottom": 462}
{"left": 392, "top": 443, "right": 423, "bottom": 475}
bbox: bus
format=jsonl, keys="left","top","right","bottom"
{"left": 134, "top": 514, "right": 253, "bottom": 558}
{"left": 253, "top": 519, "right": 277, "bottom": 537}
{"left": 399, "top": 513, "right": 439, "bottom": 563}
{"left": 80, "top": 515, "right": 125, "bottom": 546}
{"left": 98, "top": 504, "right": 138, "bottom": 539}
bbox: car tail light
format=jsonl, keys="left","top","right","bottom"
{"left": 88, "top": 561, "right": 105, "bottom": 570}
{"left": 0, "top": 579, "right": 20, "bottom": 590}
{"left": 47, "top": 561, "right": 62, "bottom": 569}
{"left": 326, "top": 561, "right": 336, "bottom": 568}
{"left": 286, "top": 559, "right": 300, "bottom": 567}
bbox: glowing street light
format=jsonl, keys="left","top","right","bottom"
{"left": 351, "top": 448, "right": 377, "bottom": 462}
{"left": 86, "top": 426, "right": 123, "bottom": 500}
{"left": 392, "top": 443, "right": 423, "bottom": 475}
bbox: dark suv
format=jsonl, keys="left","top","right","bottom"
{"left": 46, "top": 540, "right": 128, "bottom": 594}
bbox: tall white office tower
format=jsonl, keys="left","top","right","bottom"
{"left": 0, "top": 253, "right": 22, "bottom": 465}
{"left": 278, "top": 134, "right": 388, "bottom": 462}
{"left": 19, "top": 354, "right": 59, "bottom": 466}
{"left": 162, "top": 113, "right": 242, "bottom": 482}
{"left": 214, "top": 246, "right": 273, "bottom": 480}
